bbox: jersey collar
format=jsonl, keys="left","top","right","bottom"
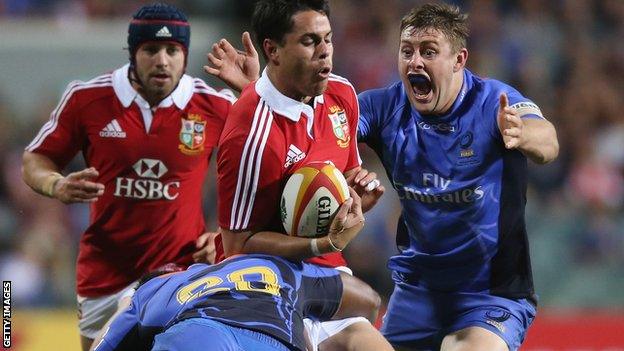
{"left": 112, "top": 64, "right": 195, "bottom": 109}
{"left": 255, "top": 68, "right": 324, "bottom": 122}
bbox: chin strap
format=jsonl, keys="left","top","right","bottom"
{"left": 128, "top": 62, "right": 143, "bottom": 87}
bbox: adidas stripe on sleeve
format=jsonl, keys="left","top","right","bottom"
{"left": 217, "top": 98, "right": 284, "bottom": 233}
{"left": 26, "top": 75, "right": 112, "bottom": 167}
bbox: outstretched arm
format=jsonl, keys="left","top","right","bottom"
{"left": 22, "top": 151, "right": 105, "bottom": 203}
{"left": 497, "top": 93, "right": 559, "bottom": 164}
{"left": 204, "top": 31, "right": 260, "bottom": 93}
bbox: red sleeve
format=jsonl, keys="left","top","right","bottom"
{"left": 191, "top": 79, "right": 234, "bottom": 152}
{"left": 25, "top": 82, "right": 84, "bottom": 168}
{"left": 217, "top": 96, "right": 284, "bottom": 232}
{"left": 195, "top": 93, "right": 232, "bottom": 152}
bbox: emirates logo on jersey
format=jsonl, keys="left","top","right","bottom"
{"left": 114, "top": 158, "right": 180, "bottom": 200}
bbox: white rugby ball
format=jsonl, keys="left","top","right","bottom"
{"left": 280, "top": 162, "right": 350, "bottom": 237}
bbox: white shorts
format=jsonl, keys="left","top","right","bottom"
{"left": 303, "top": 265, "right": 370, "bottom": 351}
{"left": 304, "top": 317, "right": 371, "bottom": 351}
{"left": 77, "top": 283, "right": 137, "bottom": 339}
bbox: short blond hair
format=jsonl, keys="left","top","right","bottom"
{"left": 400, "top": 3, "right": 469, "bottom": 53}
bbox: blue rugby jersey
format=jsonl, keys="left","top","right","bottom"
{"left": 94, "top": 254, "right": 342, "bottom": 351}
{"left": 359, "top": 69, "right": 542, "bottom": 301}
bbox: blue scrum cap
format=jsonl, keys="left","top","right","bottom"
{"left": 127, "top": 3, "right": 190, "bottom": 61}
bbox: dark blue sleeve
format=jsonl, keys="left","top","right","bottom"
{"left": 93, "top": 299, "right": 141, "bottom": 351}
{"left": 357, "top": 91, "right": 376, "bottom": 143}
{"left": 300, "top": 264, "right": 342, "bottom": 321}
{"left": 505, "top": 86, "right": 544, "bottom": 120}
{"left": 482, "top": 80, "right": 545, "bottom": 141}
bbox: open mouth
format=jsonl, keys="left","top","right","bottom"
{"left": 317, "top": 66, "right": 332, "bottom": 79}
{"left": 408, "top": 73, "right": 432, "bottom": 100}
{"left": 151, "top": 73, "right": 170, "bottom": 82}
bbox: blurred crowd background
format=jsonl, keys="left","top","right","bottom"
{"left": 0, "top": 0, "right": 622, "bottom": 339}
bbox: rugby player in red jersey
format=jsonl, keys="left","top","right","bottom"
{"left": 214, "top": 1, "right": 389, "bottom": 350}
{"left": 22, "top": 3, "right": 232, "bottom": 350}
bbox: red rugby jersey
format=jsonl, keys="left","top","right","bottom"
{"left": 26, "top": 64, "right": 234, "bottom": 297}
{"left": 216, "top": 69, "right": 361, "bottom": 267}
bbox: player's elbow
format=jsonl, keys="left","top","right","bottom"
{"left": 535, "top": 129, "right": 560, "bottom": 165}
{"left": 546, "top": 132, "right": 560, "bottom": 163}
{"left": 21, "top": 151, "right": 39, "bottom": 188}
{"left": 220, "top": 228, "right": 252, "bottom": 258}
{"left": 540, "top": 141, "right": 559, "bottom": 164}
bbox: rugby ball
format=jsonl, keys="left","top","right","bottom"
{"left": 281, "top": 162, "right": 350, "bottom": 237}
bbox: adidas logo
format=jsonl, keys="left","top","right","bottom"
{"left": 155, "top": 26, "right": 172, "bottom": 38}
{"left": 284, "top": 144, "right": 306, "bottom": 168}
{"left": 99, "top": 119, "right": 126, "bottom": 138}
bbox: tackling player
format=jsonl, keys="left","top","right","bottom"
{"left": 91, "top": 252, "right": 379, "bottom": 351}
{"left": 21, "top": 3, "right": 232, "bottom": 350}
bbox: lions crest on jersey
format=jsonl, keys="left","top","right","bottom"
{"left": 328, "top": 106, "right": 350, "bottom": 148}
{"left": 179, "top": 113, "right": 206, "bottom": 155}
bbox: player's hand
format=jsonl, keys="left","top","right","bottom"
{"left": 327, "top": 187, "right": 365, "bottom": 250}
{"left": 193, "top": 231, "right": 219, "bottom": 264}
{"left": 203, "top": 31, "right": 260, "bottom": 93}
{"left": 498, "top": 93, "right": 525, "bottom": 150}
{"left": 53, "top": 167, "right": 105, "bottom": 204}
{"left": 346, "top": 167, "right": 385, "bottom": 213}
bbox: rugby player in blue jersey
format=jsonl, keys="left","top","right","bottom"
{"left": 206, "top": 3, "right": 559, "bottom": 350}
{"left": 91, "top": 254, "right": 380, "bottom": 351}
{"left": 357, "top": 4, "right": 558, "bottom": 350}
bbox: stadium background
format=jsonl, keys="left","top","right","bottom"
{"left": 0, "top": 0, "right": 623, "bottom": 349}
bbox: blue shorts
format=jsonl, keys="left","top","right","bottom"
{"left": 152, "top": 318, "right": 290, "bottom": 351}
{"left": 381, "top": 272, "right": 536, "bottom": 351}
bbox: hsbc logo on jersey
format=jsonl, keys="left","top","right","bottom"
{"left": 133, "top": 159, "right": 168, "bottom": 179}
{"left": 113, "top": 159, "right": 180, "bottom": 200}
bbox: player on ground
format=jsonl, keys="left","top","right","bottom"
{"left": 214, "top": 1, "right": 390, "bottom": 350}
{"left": 91, "top": 252, "right": 377, "bottom": 351}
{"left": 21, "top": 3, "right": 232, "bottom": 350}
{"left": 357, "top": 4, "right": 559, "bottom": 350}
{"left": 92, "top": 193, "right": 371, "bottom": 351}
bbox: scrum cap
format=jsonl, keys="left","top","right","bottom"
{"left": 127, "top": 3, "right": 190, "bottom": 63}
